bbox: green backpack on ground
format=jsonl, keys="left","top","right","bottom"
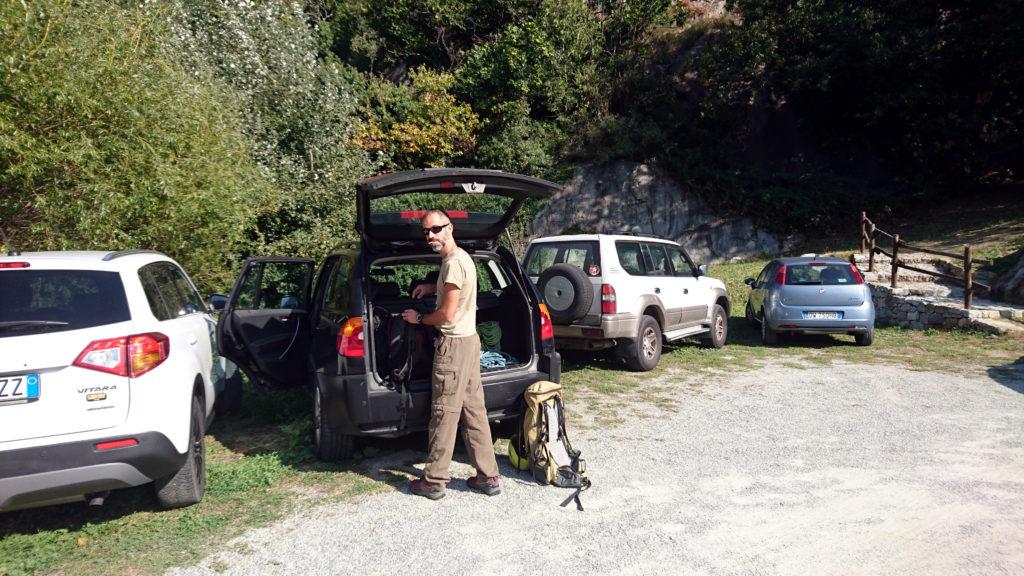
{"left": 509, "top": 380, "right": 591, "bottom": 509}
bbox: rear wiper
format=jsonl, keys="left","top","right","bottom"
{"left": 0, "top": 320, "right": 70, "bottom": 333}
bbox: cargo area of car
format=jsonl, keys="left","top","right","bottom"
{"left": 366, "top": 253, "right": 535, "bottom": 392}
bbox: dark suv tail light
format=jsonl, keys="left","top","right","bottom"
{"left": 74, "top": 333, "right": 170, "bottom": 377}
{"left": 538, "top": 304, "right": 554, "bottom": 341}
{"left": 774, "top": 265, "right": 788, "bottom": 285}
{"left": 601, "top": 284, "right": 616, "bottom": 314}
{"left": 338, "top": 317, "right": 364, "bottom": 357}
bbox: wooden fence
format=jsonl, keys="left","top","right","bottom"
{"left": 858, "top": 212, "right": 991, "bottom": 309}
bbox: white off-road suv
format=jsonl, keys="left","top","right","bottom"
{"left": 0, "top": 250, "right": 224, "bottom": 512}
{"left": 524, "top": 234, "right": 730, "bottom": 371}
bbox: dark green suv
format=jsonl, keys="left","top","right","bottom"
{"left": 216, "top": 169, "right": 562, "bottom": 459}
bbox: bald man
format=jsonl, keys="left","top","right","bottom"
{"left": 402, "top": 209, "right": 500, "bottom": 500}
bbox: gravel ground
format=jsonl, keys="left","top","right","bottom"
{"left": 169, "top": 361, "right": 1024, "bottom": 576}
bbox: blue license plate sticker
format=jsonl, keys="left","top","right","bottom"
{"left": 26, "top": 373, "right": 40, "bottom": 398}
{"left": 0, "top": 373, "right": 40, "bottom": 403}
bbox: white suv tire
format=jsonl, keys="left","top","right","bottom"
{"left": 619, "top": 315, "right": 662, "bottom": 372}
{"left": 155, "top": 394, "right": 206, "bottom": 509}
{"left": 700, "top": 304, "right": 728, "bottom": 349}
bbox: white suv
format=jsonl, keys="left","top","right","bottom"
{"left": 0, "top": 250, "right": 224, "bottom": 512}
{"left": 523, "top": 234, "right": 730, "bottom": 371}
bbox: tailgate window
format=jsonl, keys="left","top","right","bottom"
{"left": 0, "top": 270, "right": 130, "bottom": 337}
{"left": 524, "top": 241, "right": 601, "bottom": 277}
{"left": 786, "top": 264, "right": 859, "bottom": 285}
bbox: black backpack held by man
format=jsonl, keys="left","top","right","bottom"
{"left": 508, "top": 380, "right": 591, "bottom": 510}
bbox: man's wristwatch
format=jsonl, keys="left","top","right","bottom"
{"left": 415, "top": 312, "right": 423, "bottom": 324}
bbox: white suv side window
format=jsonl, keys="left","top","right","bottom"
{"left": 667, "top": 246, "right": 695, "bottom": 277}
{"left": 642, "top": 243, "right": 671, "bottom": 276}
{"left": 615, "top": 241, "right": 646, "bottom": 276}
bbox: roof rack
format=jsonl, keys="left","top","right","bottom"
{"left": 615, "top": 231, "right": 662, "bottom": 239}
{"left": 102, "top": 249, "right": 165, "bottom": 261}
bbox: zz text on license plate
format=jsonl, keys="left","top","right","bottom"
{"left": 0, "top": 373, "right": 40, "bottom": 404}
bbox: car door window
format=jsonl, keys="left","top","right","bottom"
{"left": 234, "top": 262, "right": 309, "bottom": 311}
{"left": 321, "top": 256, "right": 352, "bottom": 321}
{"left": 139, "top": 262, "right": 201, "bottom": 320}
{"left": 667, "top": 246, "right": 695, "bottom": 277}
{"left": 643, "top": 243, "right": 671, "bottom": 276}
{"left": 140, "top": 267, "right": 174, "bottom": 321}
{"left": 166, "top": 264, "right": 206, "bottom": 315}
{"left": 615, "top": 241, "right": 646, "bottom": 276}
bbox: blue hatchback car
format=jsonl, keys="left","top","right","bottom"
{"left": 744, "top": 256, "right": 875, "bottom": 346}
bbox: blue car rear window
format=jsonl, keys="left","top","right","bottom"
{"left": 786, "top": 264, "right": 858, "bottom": 285}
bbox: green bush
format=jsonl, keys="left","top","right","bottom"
{"left": 169, "top": 0, "right": 374, "bottom": 260}
{"left": 0, "top": 1, "right": 274, "bottom": 292}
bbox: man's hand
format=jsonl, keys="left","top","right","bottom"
{"left": 411, "top": 283, "right": 436, "bottom": 299}
{"left": 401, "top": 309, "right": 420, "bottom": 324}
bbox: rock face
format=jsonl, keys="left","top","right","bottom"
{"left": 992, "top": 250, "right": 1024, "bottom": 305}
{"left": 530, "top": 161, "right": 793, "bottom": 263}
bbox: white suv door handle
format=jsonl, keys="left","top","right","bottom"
{"left": 187, "top": 335, "right": 198, "bottom": 346}
{"left": 683, "top": 288, "right": 689, "bottom": 294}
{"left": 654, "top": 287, "right": 660, "bottom": 294}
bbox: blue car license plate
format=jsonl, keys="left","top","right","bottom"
{"left": 0, "top": 373, "right": 40, "bottom": 404}
{"left": 803, "top": 311, "right": 842, "bottom": 320}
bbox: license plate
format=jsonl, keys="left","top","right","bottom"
{"left": 804, "top": 311, "right": 842, "bottom": 320}
{"left": 0, "top": 373, "right": 40, "bottom": 404}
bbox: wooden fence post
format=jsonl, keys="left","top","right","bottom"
{"left": 964, "top": 245, "right": 973, "bottom": 309}
{"left": 860, "top": 211, "right": 867, "bottom": 253}
{"left": 868, "top": 225, "right": 877, "bottom": 272}
{"left": 891, "top": 234, "right": 900, "bottom": 288}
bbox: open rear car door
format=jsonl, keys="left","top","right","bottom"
{"left": 217, "top": 257, "right": 315, "bottom": 389}
{"left": 357, "top": 168, "right": 562, "bottom": 250}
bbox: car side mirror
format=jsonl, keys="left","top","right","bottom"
{"left": 744, "top": 278, "right": 755, "bottom": 287}
{"left": 697, "top": 264, "right": 708, "bottom": 276}
{"left": 208, "top": 294, "right": 228, "bottom": 312}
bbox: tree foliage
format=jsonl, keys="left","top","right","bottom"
{"left": 0, "top": 0, "right": 273, "bottom": 291}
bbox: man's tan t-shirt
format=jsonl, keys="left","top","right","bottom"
{"left": 435, "top": 247, "right": 477, "bottom": 337}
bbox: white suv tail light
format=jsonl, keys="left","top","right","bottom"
{"left": 74, "top": 333, "right": 170, "bottom": 377}
{"left": 601, "top": 284, "right": 617, "bottom": 314}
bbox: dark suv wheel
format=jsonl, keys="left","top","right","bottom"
{"left": 620, "top": 315, "right": 662, "bottom": 372}
{"left": 314, "top": 384, "right": 353, "bottom": 460}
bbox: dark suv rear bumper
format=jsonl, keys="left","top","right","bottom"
{"left": 0, "top": 432, "right": 185, "bottom": 511}
{"left": 320, "top": 353, "right": 561, "bottom": 437}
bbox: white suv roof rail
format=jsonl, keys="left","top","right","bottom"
{"left": 102, "top": 249, "right": 166, "bottom": 261}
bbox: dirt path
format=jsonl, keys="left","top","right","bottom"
{"left": 168, "top": 361, "right": 1024, "bottom": 576}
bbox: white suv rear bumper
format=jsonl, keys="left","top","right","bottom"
{"left": 553, "top": 313, "right": 639, "bottom": 340}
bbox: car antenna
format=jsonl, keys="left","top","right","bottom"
{"left": 0, "top": 228, "right": 19, "bottom": 256}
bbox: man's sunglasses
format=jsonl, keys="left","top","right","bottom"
{"left": 421, "top": 223, "right": 450, "bottom": 236}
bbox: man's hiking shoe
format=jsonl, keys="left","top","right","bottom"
{"left": 409, "top": 478, "right": 445, "bottom": 500}
{"left": 467, "top": 475, "right": 501, "bottom": 496}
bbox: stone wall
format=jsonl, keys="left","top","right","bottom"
{"left": 530, "top": 161, "right": 795, "bottom": 263}
{"left": 870, "top": 284, "right": 1022, "bottom": 332}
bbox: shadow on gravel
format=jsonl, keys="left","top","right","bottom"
{"left": 987, "top": 356, "right": 1024, "bottom": 394}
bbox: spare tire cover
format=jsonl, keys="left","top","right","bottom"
{"left": 538, "top": 263, "right": 594, "bottom": 324}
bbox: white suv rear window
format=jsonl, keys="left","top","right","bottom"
{"left": 0, "top": 270, "right": 131, "bottom": 337}
{"left": 524, "top": 241, "right": 601, "bottom": 276}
